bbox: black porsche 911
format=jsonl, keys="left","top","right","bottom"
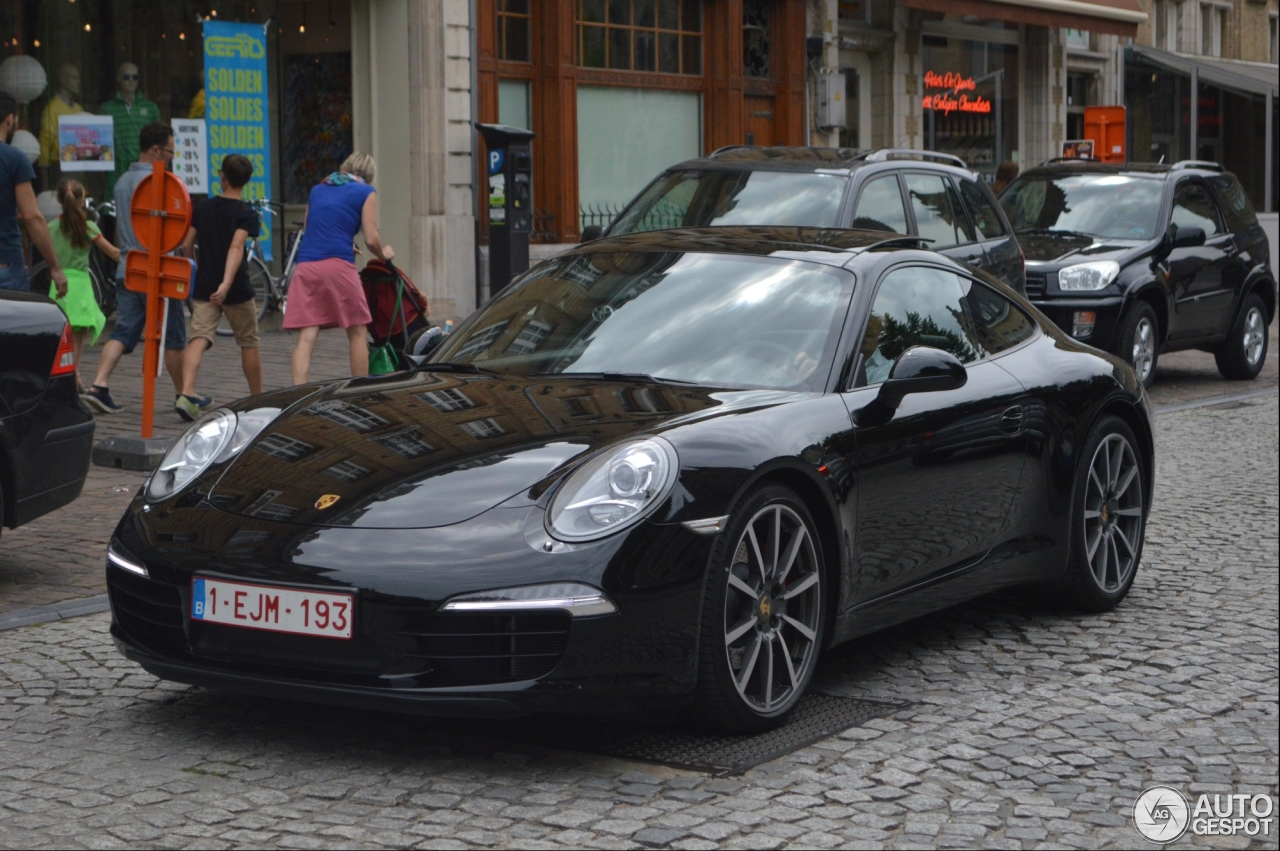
{"left": 108, "top": 227, "right": 1153, "bottom": 732}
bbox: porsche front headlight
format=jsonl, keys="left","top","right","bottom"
{"left": 1057, "top": 261, "right": 1120, "bottom": 292}
{"left": 146, "top": 407, "right": 281, "bottom": 502}
{"left": 546, "top": 437, "right": 678, "bottom": 541}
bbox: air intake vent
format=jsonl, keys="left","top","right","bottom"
{"left": 395, "top": 611, "right": 570, "bottom": 684}
{"left": 1024, "top": 272, "right": 1047, "bottom": 298}
{"left": 107, "top": 564, "right": 186, "bottom": 651}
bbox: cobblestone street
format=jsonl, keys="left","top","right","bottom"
{"left": 0, "top": 378, "right": 1274, "bottom": 847}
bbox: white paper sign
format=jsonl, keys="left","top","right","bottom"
{"left": 57, "top": 114, "right": 115, "bottom": 172}
{"left": 173, "top": 119, "right": 208, "bottom": 194}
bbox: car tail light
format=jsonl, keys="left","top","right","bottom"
{"left": 51, "top": 323, "right": 76, "bottom": 377}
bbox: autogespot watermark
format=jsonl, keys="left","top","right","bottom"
{"left": 1133, "top": 786, "right": 1276, "bottom": 843}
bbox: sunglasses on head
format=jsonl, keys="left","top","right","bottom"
{"left": 121, "top": 73, "right": 139, "bottom": 81}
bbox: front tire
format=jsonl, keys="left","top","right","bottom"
{"left": 1214, "top": 294, "right": 1268, "bottom": 380}
{"left": 695, "top": 485, "right": 825, "bottom": 733}
{"left": 1059, "top": 415, "right": 1147, "bottom": 612}
{"left": 1119, "top": 301, "right": 1159, "bottom": 388}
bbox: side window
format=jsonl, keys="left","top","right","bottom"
{"left": 1207, "top": 175, "right": 1258, "bottom": 233}
{"left": 856, "top": 266, "right": 982, "bottom": 386}
{"left": 964, "top": 281, "right": 1036, "bottom": 355}
{"left": 852, "top": 175, "right": 909, "bottom": 234}
{"left": 958, "top": 179, "right": 1007, "bottom": 239}
{"left": 1170, "top": 181, "right": 1226, "bottom": 236}
{"left": 904, "top": 173, "right": 964, "bottom": 248}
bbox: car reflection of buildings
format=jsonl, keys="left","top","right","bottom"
{"left": 148, "top": 368, "right": 714, "bottom": 551}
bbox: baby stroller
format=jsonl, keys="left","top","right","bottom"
{"left": 360, "top": 259, "right": 432, "bottom": 374}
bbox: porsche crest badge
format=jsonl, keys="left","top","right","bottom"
{"left": 315, "top": 494, "right": 341, "bottom": 510}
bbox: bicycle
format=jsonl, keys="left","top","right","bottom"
{"left": 214, "top": 198, "right": 302, "bottom": 336}
{"left": 28, "top": 197, "right": 118, "bottom": 319}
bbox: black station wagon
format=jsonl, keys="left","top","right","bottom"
{"left": 589, "top": 146, "right": 1026, "bottom": 294}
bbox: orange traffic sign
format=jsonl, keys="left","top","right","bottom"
{"left": 130, "top": 168, "right": 192, "bottom": 254}
{"left": 124, "top": 251, "right": 192, "bottom": 300}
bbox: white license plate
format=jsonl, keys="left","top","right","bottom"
{"left": 191, "top": 577, "right": 353, "bottom": 640}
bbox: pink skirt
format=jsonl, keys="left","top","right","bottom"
{"left": 283, "top": 257, "right": 372, "bottom": 330}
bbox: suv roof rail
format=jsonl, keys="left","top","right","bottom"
{"left": 1041, "top": 156, "right": 1099, "bottom": 165}
{"left": 1171, "top": 159, "right": 1223, "bottom": 172}
{"left": 860, "top": 235, "right": 936, "bottom": 252}
{"left": 859, "top": 149, "right": 968, "bottom": 169}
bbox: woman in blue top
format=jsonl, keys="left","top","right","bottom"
{"left": 285, "top": 151, "right": 395, "bottom": 383}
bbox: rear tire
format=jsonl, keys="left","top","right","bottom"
{"left": 1118, "top": 301, "right": 1159, "bottom": 389}
{"left": 695, "top": 484, "right": 825, "bottom": 733}
{"left": 1057, "top": 415, "right": 1147, "bottom": 612}
{"left": 1214, "top": 294, "right": 1268, "bottom": 381}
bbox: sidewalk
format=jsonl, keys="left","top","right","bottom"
{"left": 0, "top": 318, "right": 1274, "bottom": 617}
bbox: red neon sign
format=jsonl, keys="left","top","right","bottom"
{"left": 922, "top": 70, "right": 992, "bottom": 115}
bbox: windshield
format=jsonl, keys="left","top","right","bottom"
{"left": 431, "top": 252, "right": 853, "bottom": 391}
{"left": 609, "top": 170, "right": 848, "bottom": 235}
{"left": 1000, "top": 173, "right": 1165, "bottom": 240}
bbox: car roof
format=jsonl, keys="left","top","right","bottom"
{"left": 562, "top": 226, "right": 918, "bottom": 266}
{"left": 1018, "top": 160, "right": 1231, "bottom": 182}
{"left": 662, "top": 146, "right": 974, "bottom": 176}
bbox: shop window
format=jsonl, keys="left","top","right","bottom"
{"left": 743, "top": 0, "right": 770, "bottom": 79}
{"left": 498, "top": 0, "right": 532, "bottom": 62}
{"left": 577, "top": 0, "right": 703, "bottom": 75}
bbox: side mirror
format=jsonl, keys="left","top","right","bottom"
{"left": 856, "top": 346, "right": 967, "bottom": 426}
{"left": 581, "top": 225, "right": 603, "bottom": 243}
{"left": 1171, "top": 224, "right": 1205, "bottom": 249}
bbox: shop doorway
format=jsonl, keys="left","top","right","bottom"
{"left": 837, "top": 52, "right": 872, "bottom": 149}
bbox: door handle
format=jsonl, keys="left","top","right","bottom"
{"left": 998, "top": 406, "right": 1024, "bottom": 434}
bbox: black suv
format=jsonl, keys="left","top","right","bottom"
{"left": 1000, "top": 160, "right": 1276, "bottom": 386}
{"left": 590, "top": 147, "right": 1026, "bottom": 293}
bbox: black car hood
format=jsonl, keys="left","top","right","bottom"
{"left": 209, "top": 371, "right": 787, "bottom": 529}
{"left": 1019, "top": 234, "right": 1144, "bottom": 265}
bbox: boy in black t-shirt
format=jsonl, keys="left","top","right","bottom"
{"left": 177, "top": 154, "right": 262, "bottom": 421}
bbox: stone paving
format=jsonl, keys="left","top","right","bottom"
{"left": 0, "top": 392, "right": 1274, "bottom": 848}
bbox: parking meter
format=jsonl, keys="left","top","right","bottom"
{"left": 476, "top": 123, "right": 537, "bottom": 295}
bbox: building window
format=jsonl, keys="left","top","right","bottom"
{"left": 460, "top": 418, "right": 506, "bottom": 439}
{"left": 373, "top": 427, "right": 436, "bottom": 458}
{"left": 506, "top": 319, "right": 553, "bottom": 355}
{"left": 419, "top": 388, "right": 476, "bottom": 412}
{"left": 1200, "top": 4, "right": 1225, "bottom": 57}
{"left": 1271, "top": 14, "right": 1279, "bottom": 64}
{"left": 1065, "top": 29, "right": 1091, "bottom": 50}
{"left": 255, "top": 433, "right": 315, "bottom": 462}
{"left": 454, "top": 321, "right": 510, "bottom": 360}
{"left": 577, "top": 0, "right": 703, "bottom": 75}
{"left": 498, "top": 0, "right": 532, "bottom": 62}
{"left": 562, "top": 395, "right": 601, "bottom": 418}
{"left": 306, "top": 400, "right": 390, "bottom": 433}
{"left": 246, "top": 490, "right": 299, "bottom": 522}
{"left": 322, "top": 460, "right": 372, "bottom": 482}
{"left": 743, "top": 0, "right": 771, "bottom": 79}
{"left": 618, "top": 387, "right": 673, "bottom": 413}
{"left": 1155, "top": 0, "right": 1181, "bottom": 51}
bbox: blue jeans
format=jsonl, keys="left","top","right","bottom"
{"left": 0, "top": 264, "right": 29, "bottom": 292}
{"left": 110, "top": 279, "right": 188, "bottom": 352}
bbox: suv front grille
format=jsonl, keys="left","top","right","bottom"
{"left": 394, "top": 611, "right": 570, "bottom": 684}
{"left": 107, "top": 565, "right": 186, "bottom": 650}
{"left": 1025, "top": 272, "right": 1047, "bottom": 298}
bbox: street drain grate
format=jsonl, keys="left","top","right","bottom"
{"left": 467, "top": 693, "right": 906, "bottom": 776}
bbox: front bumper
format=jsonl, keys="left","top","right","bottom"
{"left": 1029, "top": 295, "right": 1125, "bottom": 351}
{"left": 107, "top": 502, "right": 715, "bottom": 717}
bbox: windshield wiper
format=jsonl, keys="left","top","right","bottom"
{"left": 531, "top": 371, "right": 698, "bottom": 386}
{"left": 417, "top": 361, "right": 505, "bottom": 377}
{"left": 1015, "top": 227, "right": 1097, "bottom": 240}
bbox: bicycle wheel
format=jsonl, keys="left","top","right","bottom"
{"left": 88, "top": 264, "right": 117, "bottom": 319}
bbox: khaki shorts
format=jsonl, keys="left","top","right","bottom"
{"left": 190, "top": 299, "right": 260, "bottom": 348}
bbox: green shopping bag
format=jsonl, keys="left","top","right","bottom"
{"left": 368, "top": 273, "right": 405, "bottom": 375}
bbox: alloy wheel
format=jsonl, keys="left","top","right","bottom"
{"left": 1082, "top": 434, "right": 1144, "bottom": 593}
{"left": 1131, "top": 317, "right": 1156, "bottom": 383}
{"left": 1243, "top": 306, "right": 1266, "bottom": 367}
{"left": 723, "top": 504, "right": 821, "bottom": 714}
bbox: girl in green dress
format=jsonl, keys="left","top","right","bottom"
{"left": 51, "top": 179, "right": 120, "bottom": 393}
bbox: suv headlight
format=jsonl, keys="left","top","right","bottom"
{"left": 1057, "top": 261, "right": 1120, "bottom": 292}
{"left": 546, "top": 437, "right": 678, "bottom": 541}
{"left": 146, "top": 407, "right": 281, "bottom": 502}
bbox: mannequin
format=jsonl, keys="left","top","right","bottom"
{"left": 38, "top": 64, "right": 85, "bottom": 185}
{"left": 99, "top": 62, "right": 159, "bottom": 203}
